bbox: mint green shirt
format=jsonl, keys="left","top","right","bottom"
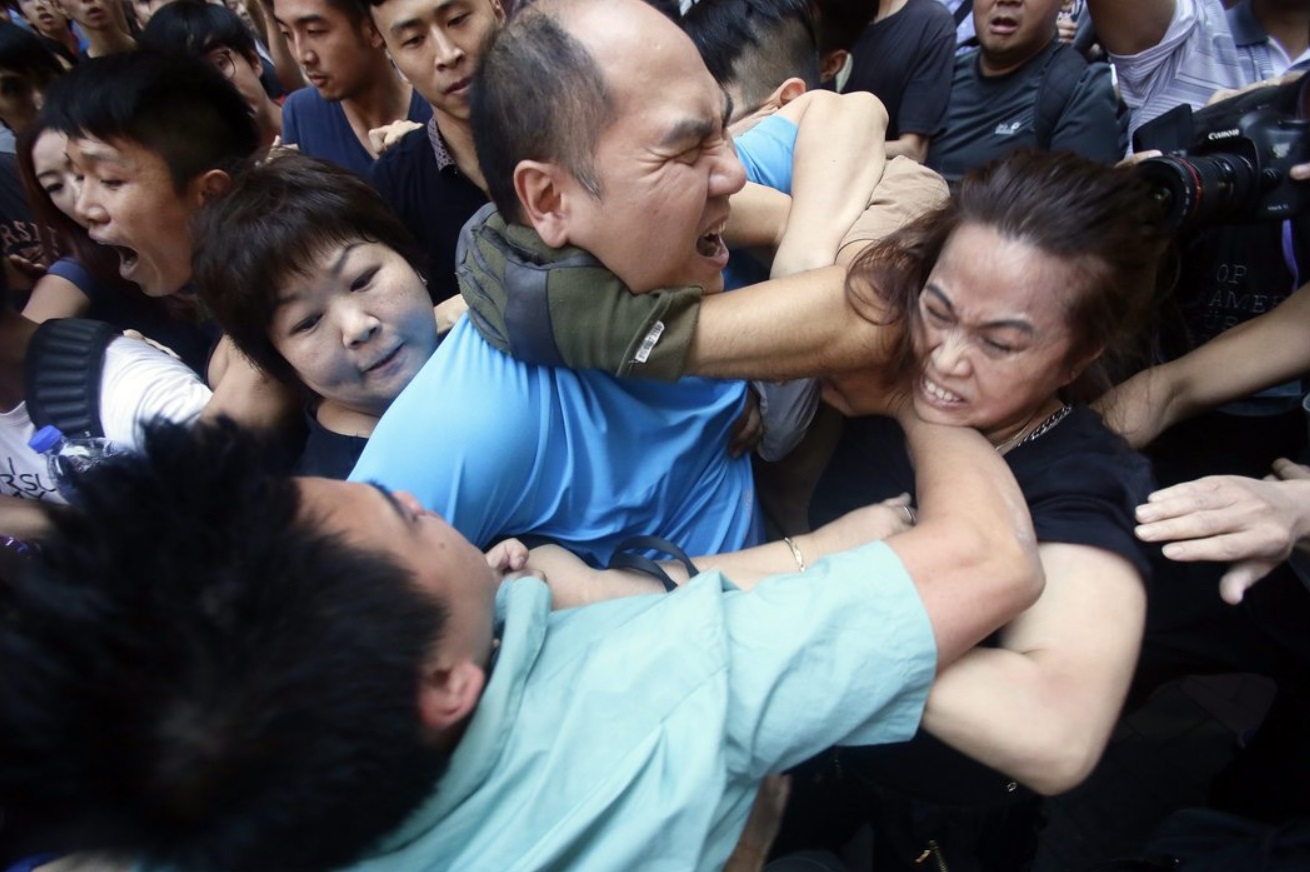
{"left": 353, "top": 540, "right": 936, "bottom": 871}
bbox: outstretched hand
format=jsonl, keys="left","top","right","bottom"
{"left": 1135, "top": 460, "right": 1310, "bottom": 603}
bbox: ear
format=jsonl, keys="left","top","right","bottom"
{"left": 361, "top": 14, "right": 385, "bottom": 50}
{"left": 1063, "top": 344, "right": 1105, "bottom": 387}
{"left": 770, "top": 76, "right": 808, "bottom": 108}
{"left": 417, "top": 660, "right": 486, "bottom": 734}
{"left": 189, "top": 169, "right": 232, "bottom": 208}
{"left": 819, "top": 49, "right": 849, "bottom": 85}
{"left": 513, "top": 159, "right": 573, "bottom": 248}
{"left": 490, "top": 0, "right": 506, "bottom": 25}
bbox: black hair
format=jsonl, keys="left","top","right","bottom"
{"left": 0, "top": 19, "right": 64, "bottom": 90}
{"left": 193, "top": 151, "right": 427, "bottom": 389}
{"left": 140, "top": 0, "right": 258, "bottom": 62}
{"left": 850, "top": 150, "right": 1171, "bottom": 404}
{"left": 0, "top": 420, "right": 451, "bottom": 871}
{"left": 813, "top": 0, "right": 872, "bottom": 56}
{"left": 470, "top": 1, "right": 614, "bottom": 222}
{"left": 42, "top": 50, "right": 258, "bottom": 192}
{"left": 683, "top": 0, "right": 819, "bottom": 109}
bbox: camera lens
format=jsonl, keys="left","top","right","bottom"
{"left": 1136, "top": 154, "right": 1258, "bottom": 231}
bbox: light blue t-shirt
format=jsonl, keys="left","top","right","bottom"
{"left": 351, "top": 541, "right": 936, "bottom": 872}
{"left": 350, "top": 318, "right": 760, "bottom": 564}
{"left": 348, "top": 121, "right": 803, "bottom": 561}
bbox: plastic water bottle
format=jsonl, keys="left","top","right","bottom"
{"left": 27, "top": 425, "right": 124, "bottom": 503}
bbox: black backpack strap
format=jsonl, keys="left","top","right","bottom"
{"left": 953, "top": 0, "right": 973, "bottom": 28}
{"left": 607, "top": 535, "right": 701, "bottom": 593}
{"left": 1033, "top": 42, "right": 1088, "bottom": 151}
{"left": 23, "top": 318, "right": 118, "bottom": 439}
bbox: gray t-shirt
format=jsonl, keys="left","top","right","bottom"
{"left": 926, "top": 41, "right": 1121, "bottom": 186}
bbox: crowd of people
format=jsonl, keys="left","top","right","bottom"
{"left": 0, "top": 0, "right": 1308, "bottom": 869}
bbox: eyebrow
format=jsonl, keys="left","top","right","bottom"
{"left": 275, "top": 242, "right": 362, "bottom": 305}
{"left": 656, "top": 91, "right": 733, "bottom": 152}
{"left": 390, "top": 0, "right": 457, "bottom": 31}
{"left": 367, "top": 482, "right": 410, "bottom": 523}
{"left": 924, "top": 283, "right": 1036, "bottom": 335}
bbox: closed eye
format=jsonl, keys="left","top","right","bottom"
{"left": 290, "top": 313, "right": 321, "bottom": 335}
{"left": 350, "top": 266, "right": 379, "bottom": 292}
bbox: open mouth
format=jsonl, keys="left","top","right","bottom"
{"left": 113, "top": 244, "right": 139, "bottom": 276}
{"left": 920, "top": 375, "right": 963, "bottom": 406}
{"left": 695, "top": 220, "right": 728, "bottom": 264}
{"left": 446, "top": 77, "right": 471, "bottom": 96}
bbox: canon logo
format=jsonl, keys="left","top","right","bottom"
{"left": 1206, "top": 128, "right": 1241, "bottom": 141}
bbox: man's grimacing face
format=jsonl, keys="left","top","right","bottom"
{"left": 535, "top": 0, "right": 747, "bottom": 294}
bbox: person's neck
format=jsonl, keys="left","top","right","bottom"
{"left": 84, "top": 25, "right": 135, "bottom": 57}
{"left": 985, "top": 396, "right": 1064, "bottom": 455}
{"left": 979, "top": 37, "right": 1052, "bottom": 77}
{"left": 874, "top": 0, "right": 909, "bottom": 23}
{"left": 0, "top": 313, "right": 37, "bottom": 412}
{"left": 255, "top": 98, "right": 283, "bottom": 149}
{"left": 1254, "top": 0, "right": 1310, "bottom": 61}
{"left": 434, "top": 111, "right": 487, "bottom": 193}
{"left": 316, "top": 400, "right": 380, "bottom": 439}
{"left": 340, "top": 65, "right": 413, "bottom": 156}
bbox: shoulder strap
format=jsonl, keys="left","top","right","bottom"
{"left": 953, "top": 0, "right": 973, "bottom": 27}
{"left": 23, "top": 318, "right": 118, "bottom": 439}
{"left": 1033, "top": 43, "right": 1088, "bottom": 151}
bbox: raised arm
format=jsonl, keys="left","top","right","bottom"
{"left": 1084, "top": 0, "right": 1178, "bottom": 56}
{"left": 769, "top": 89, "right": 889, "bottom": 277}
{"left": 1096, "top": 280, "right": 1310, "bottom": 448}
{"left": 885, "top": 413, "right": 1044, "bottom": 667}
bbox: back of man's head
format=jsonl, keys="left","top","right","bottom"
{"left": 0, "top": 422, "right": 451, "bottom": 871}
{"left": 683, "top": 0, "right": 819, "bottom": 110}
{"left": 470, "top": 0, "right": 614, "bottom": 222}
{"left": 42, "top": 50, "right": 259, "bottom": 192}
{"left": 812, "top": 0, "right": 871, "bottom": 75}
{"left": 139, "top": 0, "right": 258, "bottom": 63}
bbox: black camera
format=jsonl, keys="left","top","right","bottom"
{"left": 1133, "top": 75, "right": 1310, "bottom": 231}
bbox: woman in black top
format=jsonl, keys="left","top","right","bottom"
{"left": 791, "top": 150, "right": 1171, "bottom": 871}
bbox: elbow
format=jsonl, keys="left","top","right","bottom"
{"left": 845, "top": 90, "right": 890, "bottom": 134}
{"left": 965, "top": 522, "right": 1045, "bottom": 616}
{"left": 1021, "top": 731, "right": 1108, "bottom": 796}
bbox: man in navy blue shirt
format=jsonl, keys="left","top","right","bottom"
{"left": 274, "top": 0, "right": 430, "bottom": 174}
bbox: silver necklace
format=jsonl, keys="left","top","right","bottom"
{"left": 1000, "top": 404, "right": 1073, "bottom": 453}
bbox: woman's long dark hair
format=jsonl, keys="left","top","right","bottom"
{"left": 847, "top": 150, "right": 1172, "bottom": 404}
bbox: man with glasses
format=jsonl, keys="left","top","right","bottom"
{"left": 141, "top": 0, "right": 282, "bottom": 148}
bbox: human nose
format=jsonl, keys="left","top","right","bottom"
{"left": 433, "top": 29, "right": 463, "bottom": 69}
{"left": 709, "top": 143, "right": 746, "bottom": 199}
{"left": 929, "top": 329, "right": 972, "bottom": 377}
{"left": 74, "top": 179, "right": 105, "bottom": 227}
{"left": 341, "top": 303, "right": 380, "bottom": 347}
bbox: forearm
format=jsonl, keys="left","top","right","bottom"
{"left": 771, "top": 91, "right": 889, "bottom": 276}
{"left": 921, "top": 646, "right": 1123, "bottom": 794}
{"left": 687, "top": 266, "right": 896, "bottom": 380}
{"left": 884, "top": 133, "right": 929, "bottom": 163}
{"left": 889, "top": 417, "right": 1043, "bottom": 666}
{"left": 724, "top": 182, "right": 791, "bottom": 250}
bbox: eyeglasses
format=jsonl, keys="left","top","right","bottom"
{"left": 209, "top": 47, "right": 236, "bottom": 79}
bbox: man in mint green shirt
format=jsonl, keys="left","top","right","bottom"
{"left": 0, "top": 2, "right": 1043, "bottom": 869}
